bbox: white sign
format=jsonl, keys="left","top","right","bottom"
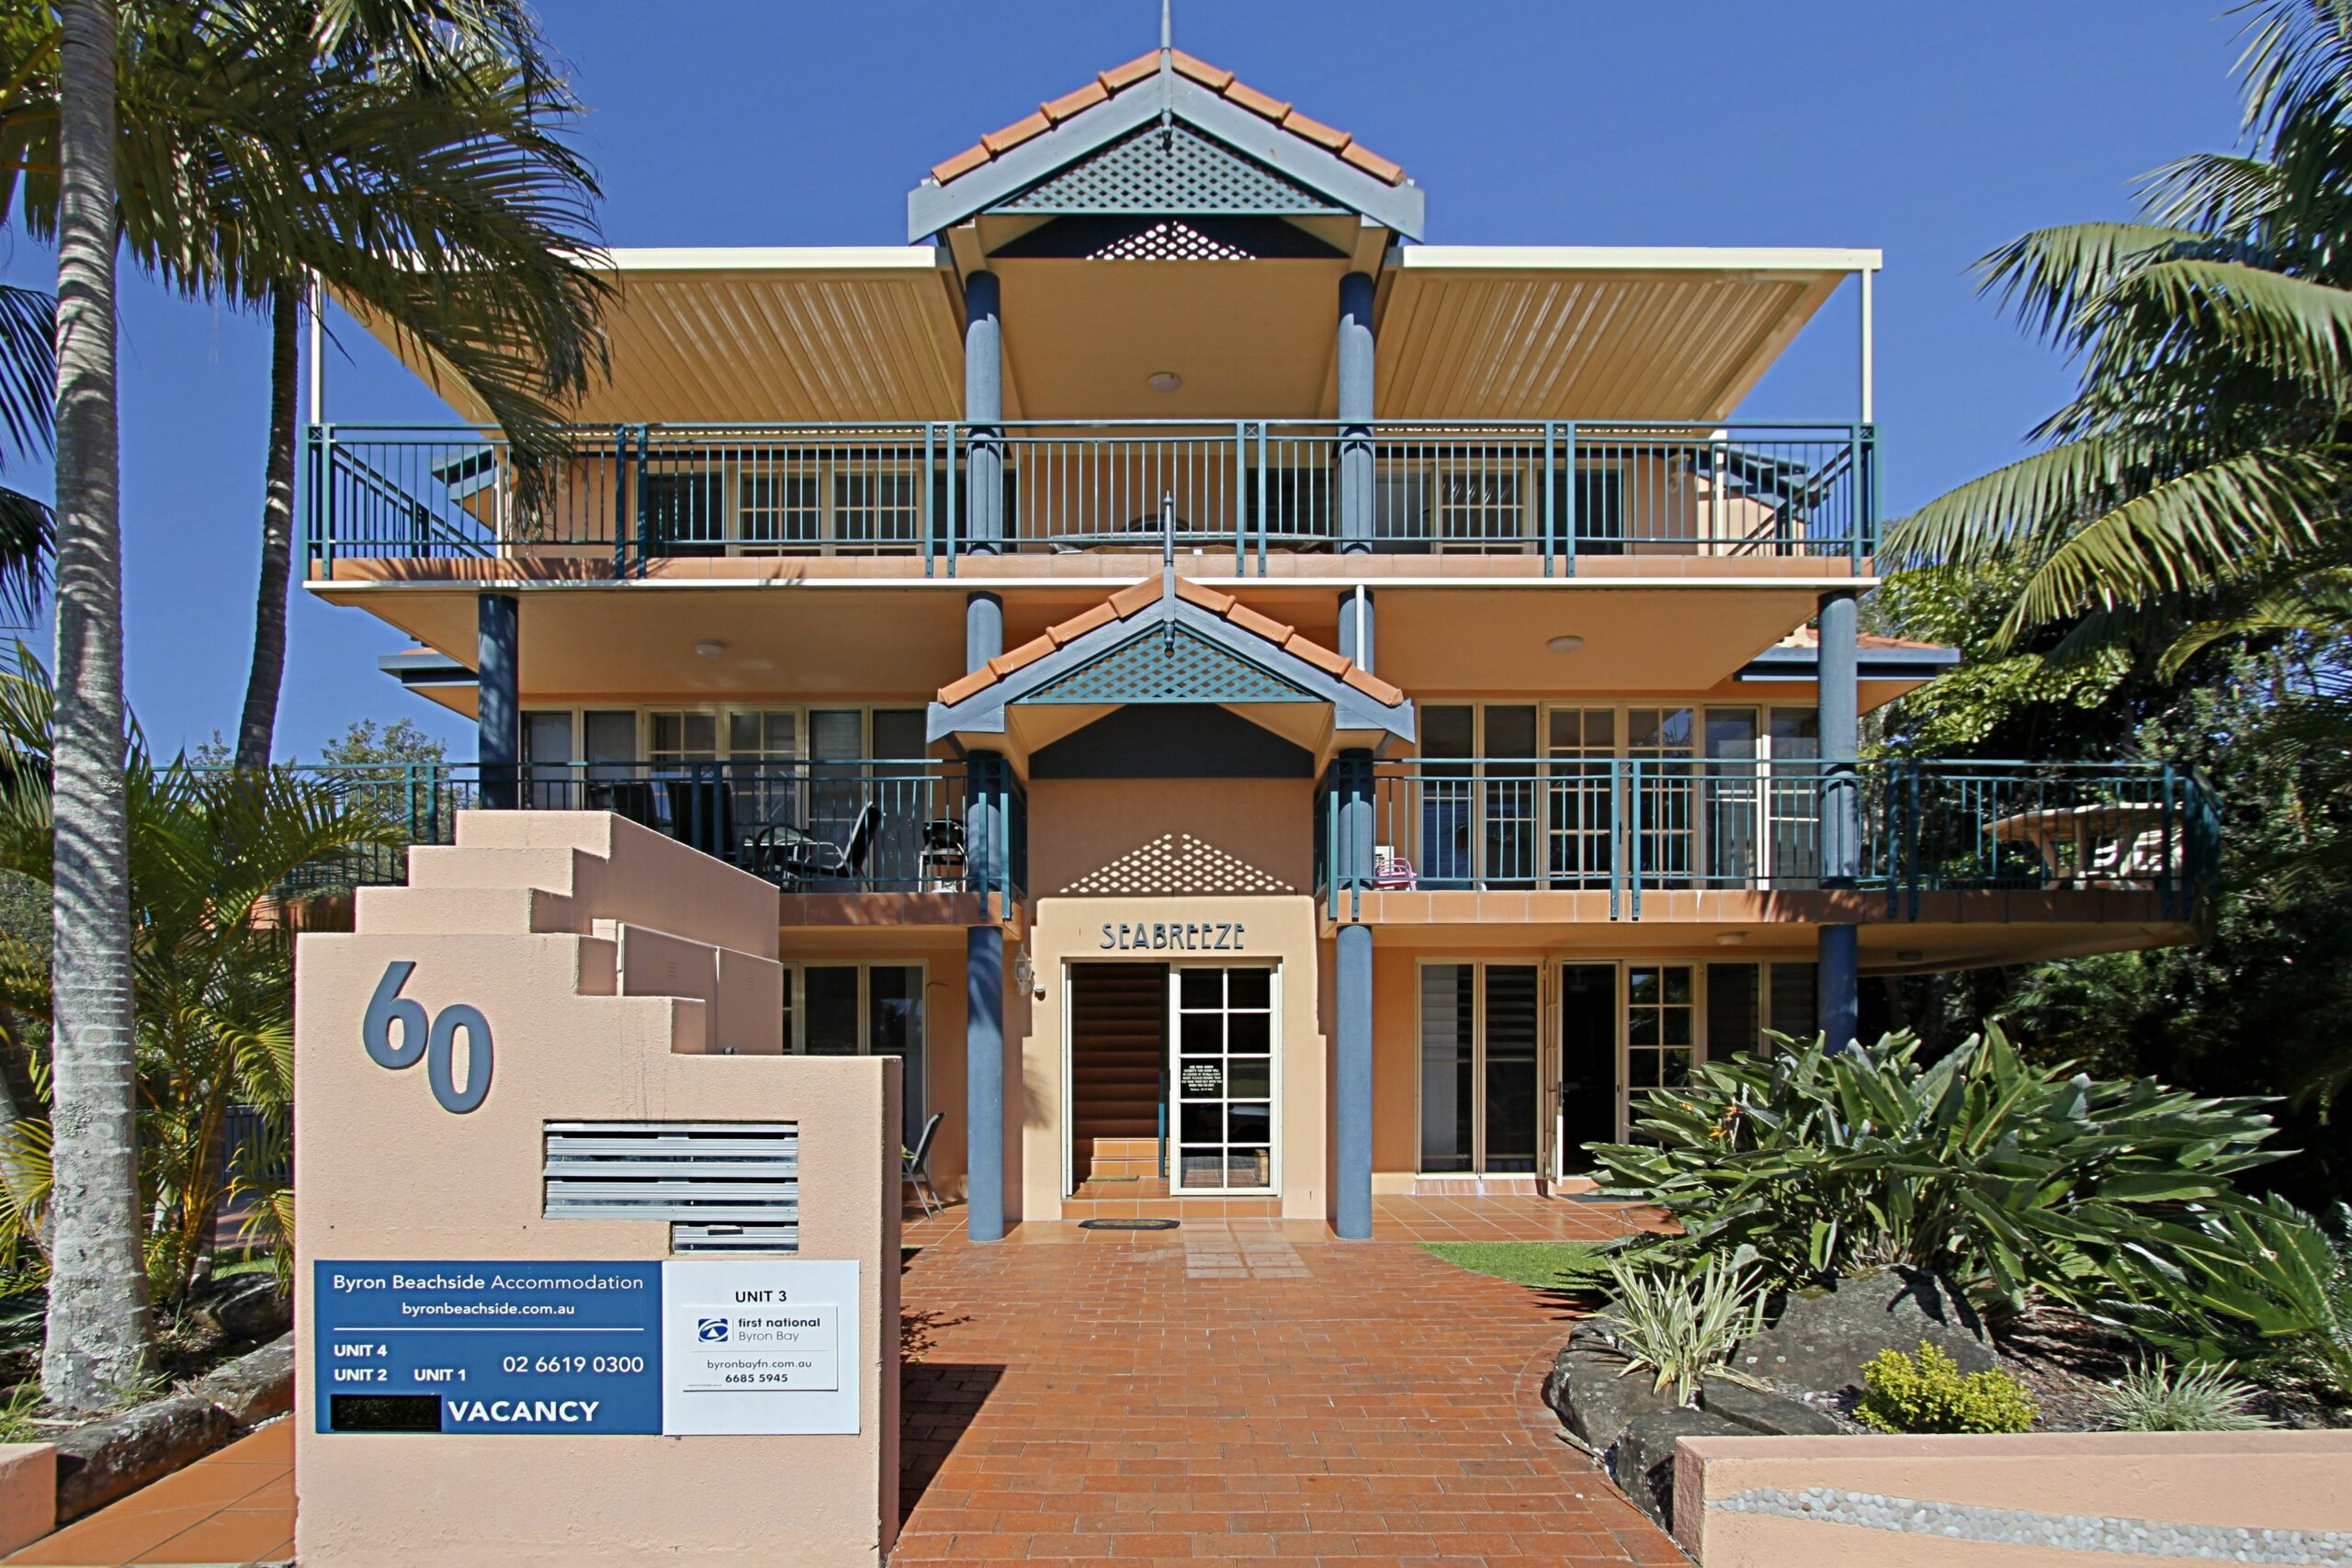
{"left": 659, "top": 1258, "right": 860, "bottom": 1436}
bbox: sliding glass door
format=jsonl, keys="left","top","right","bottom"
{"left": 1418, "top": 962, "right": 1541, "bottom": 1175}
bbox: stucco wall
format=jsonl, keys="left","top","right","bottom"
{"left": 1674, "top": 1432, "right": 2352, "bottom": 1566}
{"left": 294, "top": 811, "right": 899, "bottom": 1568}
{"left": 1027, "top": 777, "right": 1312, "bottom": 898}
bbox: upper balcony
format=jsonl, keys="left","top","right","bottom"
{"left": 305, "top": 417, "right": 1875, "bottom": 581}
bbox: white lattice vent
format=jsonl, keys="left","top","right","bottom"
{"left": 1060, "top": 832, "right": 1295, "bottom": 896}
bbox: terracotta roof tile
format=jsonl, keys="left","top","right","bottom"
{"left": 1226, "top": 604, "right": 1295, "bottom": 645}
{"left": 1168, "top": 50, "right": 1234, "bottom": 90}
{"left": 1046, "top": 601, "right": 1117, "bottom": 644}
{"left": 980, "top": 111, "right": 1052, "bottom": 156}
{"left": 1173, "top": 579, "right": 1236, "bottom": 615}
{"left": 1098, "top": 51, "right": 1159, "bottom": 92}
{"left": 1278, "top": 109, "right": 1350, "bottom": 152}
{"left": 938, "top": 668, "right": 995, "bottom": 706}
{"left": 929, "top": 143, "right": 992, "bottom": 186}
{"left": 1042, "top": 81, "right": 1110, "bottom": 122}
{"left": 989, "top": 633, "right": 1057, "bottom": 677}
{"left": 1342, "top": 665, "right": 1406, "bottom": 706}
{"left": 926, "top": 50, "right": 1406, "bottom": 192}
{"left": 1283, "top": 632, "right": 1350, "bottom": 677}
{"left": 1106, "top": 579, "right": 1162, "bottom": 618}
{"left": 1222, "top": 79, "right": 1291, "bottom": 122}
{"left": 936, "top": 576, "right": 1411, "bottom": 716}
{"left": 1340, "top": 141, "right": 1406, "bottom": 186}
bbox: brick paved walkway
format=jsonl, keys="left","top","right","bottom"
{"left": 896, "top": 1222, "right": 1682, "bottom": 1567}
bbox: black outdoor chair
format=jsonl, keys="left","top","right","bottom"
{"left": 590, "top": 778, "right": 662, "bottom": 830}
{"left": 756, "top": 801, "right": 882, "bottom": 888}
{"left": 903, "top": 1111, "right": 944, "bottom": 1218}
{"left": 660, "top": 775, "right": 736, "bottom": 863}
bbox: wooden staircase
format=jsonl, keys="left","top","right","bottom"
{"left": 1069, "top": 963, "right": 1166, "bottom": 1186}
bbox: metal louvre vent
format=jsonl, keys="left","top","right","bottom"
{"left": 1090, "top": 219, "right": 1254, "bottom": 261}
{"left": 1028, "top": 628, "right": 1314, "bottom": 705}
{"left": 543, "top": 1122, "right": 798, "bottom": 1254}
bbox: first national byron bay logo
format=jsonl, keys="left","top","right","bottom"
{"left": 698, "top": 1317, "right": 730, "bottom": 1342}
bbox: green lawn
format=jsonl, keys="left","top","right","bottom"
{"left": 1419, "top": 1240, "right": 1613, "bottom": 1292}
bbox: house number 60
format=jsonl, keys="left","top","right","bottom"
{"left": 363, "top": 961, "right": 493, "bottom": 1114}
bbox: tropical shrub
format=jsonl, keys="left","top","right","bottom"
{"left": 2100, "top": 1197, "right": 2352, "bottom": 1393}
{"left": 1587, "top": 1253, "right": 1767, "bottom": 1406}
{"left": 1587, "top": 1028, "right": 2284, "bottom": 1301}
{"left": 1855, "top": 1342, "right": 2037, "bottom": 1434}
{"left": 2094, "top": 1359, "right": 2271, "bottom": 1432}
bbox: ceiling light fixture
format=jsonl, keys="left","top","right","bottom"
{"left": 1715, "top": 931, "right": 1747, "bottom": 946}
{"left": 694, "top": 639, "right": 729, "bottom": 660}
{"left": 1146, "top": 370, "right": 1182, "bottom": 393}
{"left": 1546, "top": 635, "right": 1585, "bottom": 654}
{"left": 1896, "top": 949, "right": 1925, "bottom": 964}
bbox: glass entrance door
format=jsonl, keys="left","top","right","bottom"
{"left": 1171, "top": 965, "right": 1277, "bottom": 1193}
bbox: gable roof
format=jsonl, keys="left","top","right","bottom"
{"left": 909, "top": 50, "right": 1423, "bottom": 242}
{"left": 929, "top": 51, "right": 1408, "bottom": 191}
{"left": 931, "top": 574, "right": 1413, "bottom": 750}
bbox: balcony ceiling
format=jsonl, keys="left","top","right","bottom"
{"left": 343, "top": 244, "right": 1872, "bottom": 427}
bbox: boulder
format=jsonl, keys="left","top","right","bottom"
{"left": 187, "top": 1334, "right": 295, "bottom": 1427}
{"left": 1606, "top": 1405, "right": 1749, "bottom": 1527}
{"left": 193, "top": 1274, "right": 292, "bottom": 1345}
{"left": 1734, "top": 1267, "right": 1994, "bottom": 1398}
{"left": 1542, "top": 1338, "right": 1674, "bottom": 1450}
{"left": 51, "top": 1393, "right": 236, "bottom": 1522}
{"left": 1699, "top": 1373, "right": 1847, "bottom": 1437}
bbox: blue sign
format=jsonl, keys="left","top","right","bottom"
{"left": 312, "top": 1260, "right": 662, "bottom": 1435}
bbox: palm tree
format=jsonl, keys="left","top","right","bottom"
{"left": 0, "top": 0, "right": 608, "bottom": 770}
{"left": 0, "top": 649, "right": 402, "bottom": 1308}
{"left": 1887, "top": 0, "right": 2352, "bottom": 666}
{"left": 44, "top": 0, "right": 150, "bottom": 1412}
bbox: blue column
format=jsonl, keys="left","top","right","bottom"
{"left": 963, "top": 269, "right": 1003, "bottom": 555}
{"left": 966, "top": 591, "right": 1003, "bottom": 671}
{"left": 1816, "top": 588, "right": 1860, "bottom": 1049}
{"left": 1337, "top": 271, "right": 1376, "bottom": 555}
{"left": 1336, "top": 585, "right": 1375, "bottom": 672}
{"left": 1335, "top": 748, "right": 1374, "bottom": 1238}
{"left": 477, "top": 592, "right": 519, "bottom": 810}
{"left": 965, "top": 919, "right": 1005, "bottom": 1243}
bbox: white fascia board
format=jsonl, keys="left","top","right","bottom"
{"left": 1395, "top": 245, "right": 1882, "bottom": 275}
{"left": 597, "top": 245, "right": 952, "bottom": 274}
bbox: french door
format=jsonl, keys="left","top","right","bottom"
{"left": 1418, "top": 962, "right": 1542, "bottom": 1175}
{"left": 1170, "top": 965, "right": 1278, "bottom": 1194}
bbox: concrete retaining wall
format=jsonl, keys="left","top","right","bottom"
{"left": 1673, "top": 1431, "right": 2352, "bottom": 1565}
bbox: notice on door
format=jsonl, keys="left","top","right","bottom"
{"left": 660, "top": 1258, "right": 861, "bottom": 1435}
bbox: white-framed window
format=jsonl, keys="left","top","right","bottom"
{"left": 779, "top": 961, "right": 928, "bottom": 1148}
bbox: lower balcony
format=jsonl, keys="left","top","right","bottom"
{"left": 1316, "top": 758, "right": 2220, "bottom": 931}
{"left": 270, "top": 760, "right": 1024, "bottom": 922}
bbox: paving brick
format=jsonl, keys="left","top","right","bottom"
{"left": 895, "top": 1213, "right": 1672, "bottom": 1565}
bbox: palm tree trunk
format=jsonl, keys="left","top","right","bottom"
{"left": 234, "top": 288, "right": 299, "bottom": 773}
{"left": 44, "top": 0, "right": 153, "bottom": 1411}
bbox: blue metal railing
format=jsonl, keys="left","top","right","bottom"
{"left": 1317, "top": 757, "right": 2219, "bottom": 922}
{"left": 305, "top": 419, "right": 1878, "bottom": 576}
{"left": 245, "top": 760, "right": 1023, "bottom": 902}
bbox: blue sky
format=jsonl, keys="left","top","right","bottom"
{"left": 0, "top": 0, "right": 2253, "bottom": 760}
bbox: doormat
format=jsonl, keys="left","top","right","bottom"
{"left": 1084, "top": 1174, "right": 1142, "bottom": 1182}
{"left": 1079, "top": 1218, "right": 1180, "bottom": 1231}
{"left": 1562, "top": 1193, "right": 1628, "bottom": 1204}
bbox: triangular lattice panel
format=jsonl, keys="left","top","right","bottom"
{"left": 1061, "top": 832, "right": 1297, "bottom": 896}
{"left": 998, "top": 123, "right": 1342, "bottom": 216}
{"left": 1025, "top": 627, "right": 1315, "bottom": 705}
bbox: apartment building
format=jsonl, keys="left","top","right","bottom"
{"left": 307, "top": 48, "right": 2212, "bottom": 1238}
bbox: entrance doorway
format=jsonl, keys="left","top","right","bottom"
{"left": 1555, "top": 964, "right": 1616, "bottom": 1170}
{"left": 1067, "top": 963, "right": 1167, "bottom": 1190}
